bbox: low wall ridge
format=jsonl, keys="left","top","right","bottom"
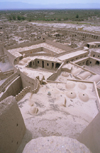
{"left": 15, "top": 86, "right": 31, "bottom": 102}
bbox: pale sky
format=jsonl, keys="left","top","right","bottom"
{"left": 1, "top": 0, "right": 100, "bottom": 4}
{"left": 0, "top": 0, "right": 100, "bottom": 9}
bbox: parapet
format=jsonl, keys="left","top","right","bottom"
{"left": 0, "top": 96, "right": 26, "bottom": 153}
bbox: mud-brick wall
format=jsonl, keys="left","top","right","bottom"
{"left": 78, "top": 112, "right": 100, "bottom": 153}
{"left": 0, "top": 76, "right": 22, "bottom": 101}
{"left": 0, "top": 70, "right": 14, "bottom": 80}
{"left": 20, "top": 71, "right": 39, "bottom": 90}
{"left": 6, "top": 51, "right": 16, "bottom": 66}
{"left": 97, "top": 88, "right": 100, "bottom": 97}
{"left": 0, "top": 96, "right": 26, "bottom": 153}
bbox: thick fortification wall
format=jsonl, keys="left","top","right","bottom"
{"left": 15, "top": 77, "right": 40, "bottom": 102}
{"left": 6, "top": 51, "right": 16, "bottom": 65}
{"left": 15, "top": 86, "right": 31, "bottom": 102}
{"left": 78, "top": 112, "right": 100, "bottom": 153}
{"left": 0, "top": 76, "right": 22, "bottom": 101}
{"left": 0, "top": 96, "right": 26, "bottom": 153}
{"left": 0, "top": 72, "right": 19, "bottom": 93}
{"left": 20, "top": 71, "right": 40, "bottom": 91}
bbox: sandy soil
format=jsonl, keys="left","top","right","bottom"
{"left": 16, "top": 81, "right": 98, "bottom": 153}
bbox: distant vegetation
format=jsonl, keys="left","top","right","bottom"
{"left": 0, "top": 9, "right": 100, "bottom": 22}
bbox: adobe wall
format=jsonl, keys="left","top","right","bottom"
{"left": 70, "top": 62, "right": 96, "bottom": 75}
{"left": 0, "top": 73, "right": 19, "bottom": 93}
{"left": 46, "top": 39, "right": 73, "bottom": 52}
{"left": 36, "top": 59, "right": 57, "bottom": 70}
{"left": 15, "top": 86, "right": 31, "bottom": 102}
{"left": 3, "top": 47, "right": 7, "bottom": 55}
{"left": 0, "top": 96, "right": 26, "bottom": 153}
{"left": 89, "top": 57, "right": 100, "bottom": 66}
{"left": 32, "top": 79, "right": 40, "bottom": 93}
{"left": 14, "top": 55, "right": 23, "bottom": 65}
{"left": 20, "top": 71, "right": 39, "bottom": 90}
{"left": 87, "top": 43, "right": 100, "bottom": 48}
{"left": 18, "top": 47, "right": 55, "bottom": 59}
{"left": 6, "top": 50, "right": 16, "bottom": 65}
{"left": 91, "top": 51, "right": 100, "bottom": 59}
{"left": 43, "top": 47, "right": 56, "bottom": 56}
{"left": 65, "top": 52, "right": 88, "bottom": 64}
{"left": 47, "top": 62, "right": 64, "bottom": 81}
{"left": 29, "top": 53, "right": 52, "bottom": 57}
{"left": 0, "top": 70, "right": 14, "bottom": 80}
{"left": 28, "top": 58, "right": 62, "bottom": 71}
{"left": 0, "top": 43, "right": 4, "bottom": 55}
{"left": 74, "top": 57, "right": 89, "bottom": 66}
{"left": 15, "top": 74, "right": 40, "bottom": 102}
{"left": 6, "top": 39, "right": 43, "bottom": 50}
{"left": 77, "top": 112, "right": 100, "bottom": 153}
{"left": 75, "top": 31, "right": 100, "bottom": 40}
{"left": 20, "top": 47, "right": 42, "bottom": 57}
{"left": 97, "top": 88, "right": 100, "bottom": 97}
{"left": 93, "top": 82, "right": 100, "bottom": 110}
{"left": 47, "top": 72, "right": 58, "bottom": 81}
{"left": 62, "top": 30, "right": 100, "bottom": 40}
{"left": 0, "top": 54, "right": 7, "bottom": 61}
{"left": 14, "top": 48, "right": 45, "bottom": 65}
{"left": 0, "top": 76, "right": 22, "bottom": 101}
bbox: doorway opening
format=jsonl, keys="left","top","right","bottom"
{"left": 52, "top": 63, "right": 54, "bottom": 68}
{"left": 42, "top": 61, "right": 44, "bottom": 68}
{"left": 96, "top": 61, "right": 99, "bottom": 65}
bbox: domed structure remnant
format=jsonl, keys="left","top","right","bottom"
{"left": 78, "top": 83, "right": 87, "bottom": 90}
{"left": 66, "top": 82, "right": 75, "bottom": 89}
{"left": 79, "top": 93, "right": 89, "bottom": 102}
{"left": 66, "top": 91, "right": 76, "bottom": 99}
{"left": 62, "top": 72, "right": 69, "bottom": 77}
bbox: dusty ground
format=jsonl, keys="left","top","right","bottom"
{"left": 16, "top": 81, "right": 98, "bottom": 153}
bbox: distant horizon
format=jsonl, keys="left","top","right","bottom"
{"left": 1, "top": 8, "right": 100, "bottom": 11}
{"left": 0, "top": 1, "right": 100, "bottom": 10}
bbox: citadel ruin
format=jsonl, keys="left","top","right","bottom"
{"left": 0, "top": 20, "right": 100, "bottom": 153}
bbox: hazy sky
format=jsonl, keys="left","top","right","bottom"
{"left": 1, "top": 0, "right": 100, "bottom": 4}
{"left": 0, "top": 0, "right": 100, "bottom": 9}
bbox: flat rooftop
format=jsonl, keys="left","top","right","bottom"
{"left": 58, "top": 50, "right": 88, "bottom": 61}
{"left": 88, "top": 42, "right": 100, "bottom": 45}
{"left": 91, "top": 49, "right": 100, "bottom": 53}
{"left": 8, "top": 43, "right": 66, "bottom": 58}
